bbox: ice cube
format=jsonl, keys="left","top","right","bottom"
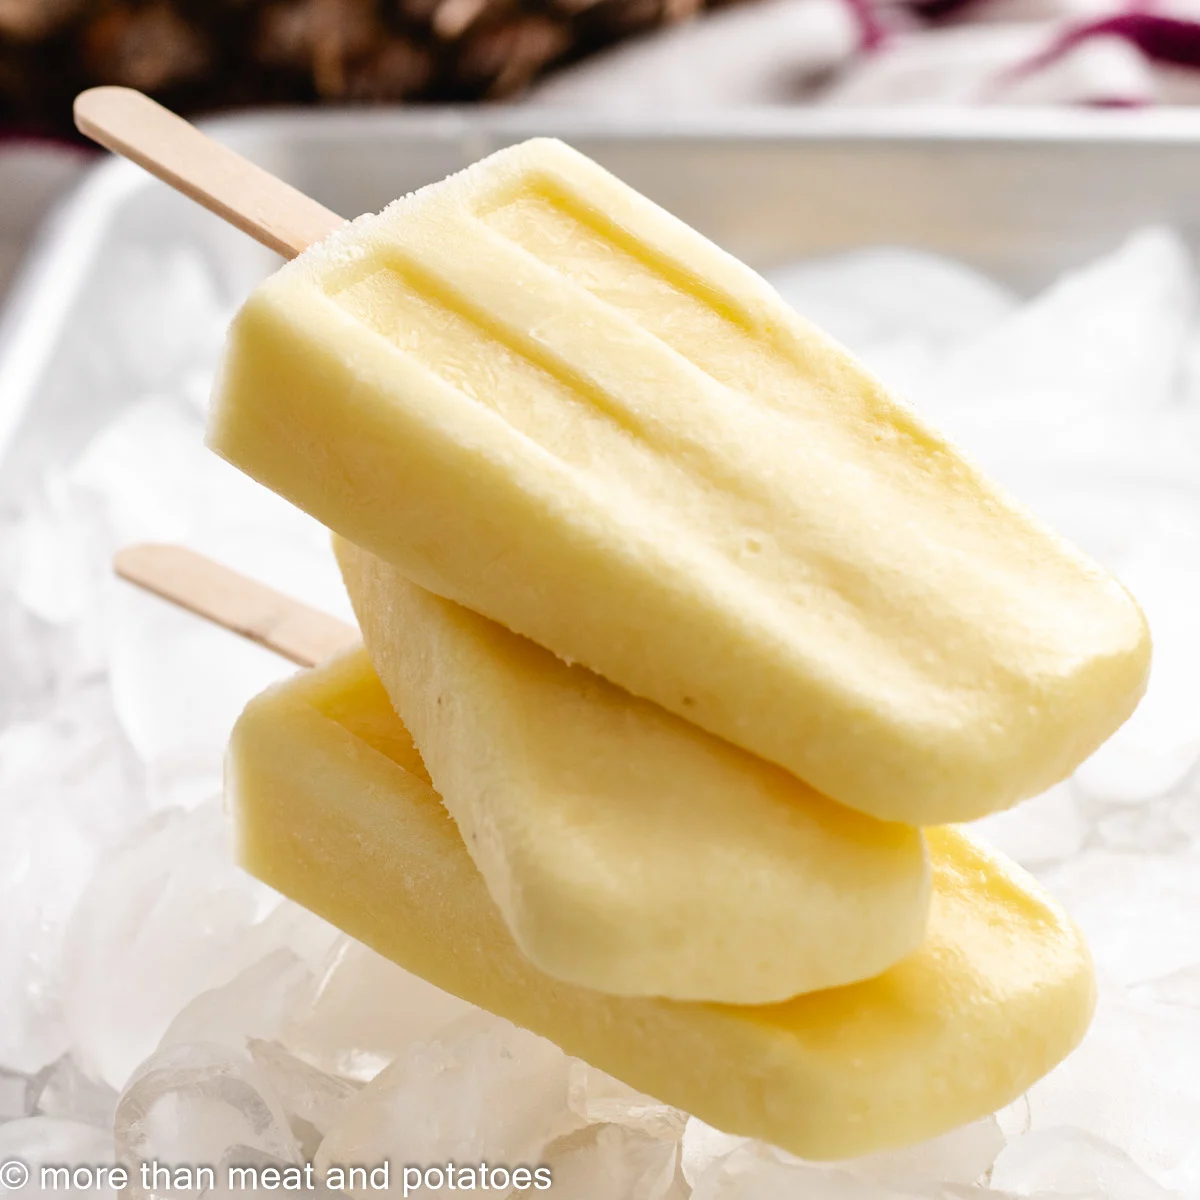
{"left": 106, "top": 584, "right": 288, "bottom": 812}
{"left": 69, "top": 395, "right": 352, "bottom": 621}
{"left": 1094, "top": 801, "right": 1186, "bottom": 856}
{"left": 930, "top": 227, "right": 1196, "bottom": 431}
{"left": 991, "top": 1127, "right": 1176, "bottom": 1199}
{"left": 159, "top": 952, "right": 314, "bottom": 1058}
{"left": 970, "top": 782, "right": 1089, "bottom": 871}
{"left": 280, "top": 938, "right": 473, "bottom": 1082}
{"left": 245, "top": 1040, "right": 361, "bottom": 1161}
{"left": 0, "top": 692, "right": 143, "bottom": 1076}
{"left": 67, "top": 396, "right": 342, "bottom": 809}
{"left": 61, "top": 801, "right": 330, "bottom": 1091}
{"left": 566, "top": 1064, "right": 686, "bottom": 1142}
{"left": 1073, "top": 549, "right": 1200, "bottom": 804}
{"left": 35, "top": 1056, "right": 119, "bottom": 1131}
{"left": 770, "top": 247, "right": 1019, "bottom": 398}
{"left": 314, "top": 1014, "right": 573, "bottom": 1199}
{"left": 913, "top": 237, "right": 1199, "bottom": 557}
{"left": 0, "top": 1068, "right": 36, "bottom": 1123}
{"left": 1040, "top": 850, "right": 1200, "bottom": 986}
{"left": 544, "top": 1123, "right": 684, "bottom": 1200}
{"left": 1022, "top": 982, "right": 1200, "bottom": 1193}
{"left": 0, "top": 1118, "right": 116, "bottom": 1200}
{"left": 97, "top": 247, "right": 231, "bottom": 398}
{"left": 1170, "top": 791, "right": 1200, "bottom": 847}
{"left": 688, "top": 1142, "right": 909, "bottom": 1200}
{"left": 995, "top": 1094, "right": 1032, "bottom": 1142}
{"left": 840, "top": 1116, "right": 1004, "bottom": 1188}
{"left": 9, "top": 472, "right": 102, "bottom": 633}
{"left": 196, "top": 1147, "right": 341, "bottom": 1200}
{"left": 680, "top": 1120, "right": 748, "bottom": 1188}
{"left": 1131, "top": 963, "right": 1200, "bottom": 1010}
{"left": 683, "top": 1114, "right": 1003, "bottom": 1198}
{"left": 0, "top": 530, "right": 98, "bottom": 733}
{"left": 114, "top": 1042, "right": 299, "bottom": 1200}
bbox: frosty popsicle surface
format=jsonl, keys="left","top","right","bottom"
{"left": 228, "top": 647, "right": 1097, "bottom": 1161}
{"left": 209, "top": 137, "right": 1150, "bottom": 825}
{"left": 335, "top": 536, "right": 930, "bottom": 1005}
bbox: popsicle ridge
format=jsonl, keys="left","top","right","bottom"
{"left": 208, "top": 136, "right": 1150, "bottom": 823}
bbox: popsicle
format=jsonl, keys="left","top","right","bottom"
{"left": 205, "top": 135, "right": 1150, "bottom": 826}
{"left": 228, "top": 645, "right": 1095, "bottom": 1161}
{"left": 335, "top": 536, "right": 929, "bottom": 1004}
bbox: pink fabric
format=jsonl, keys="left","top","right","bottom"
{"left": 530, "top": 0, "right": 1200, "bottom": 108}
{"left": 1025, "top": 11, "right": 1200, "bottom": 71}
{"left": 842, "top": 0, "right": 893, "bottom": 48}
{"left": 844, "top": 0, "right": 1200, "bottom": 105}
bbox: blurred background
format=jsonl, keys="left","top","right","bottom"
{"left": 5, "top": 0, "right": 1200, "bottom": 135}
{"left": 3, "top": 0, "right": 1200, "bottom": 279}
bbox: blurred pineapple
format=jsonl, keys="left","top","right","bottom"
{"left": 0, "top": 0, "right": 737, "bottom": 135}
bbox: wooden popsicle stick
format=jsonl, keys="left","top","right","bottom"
{"left": 115, "top": 543, "right": 358, "bottom": 668}
{"left": 74, "top": 87, "right": 346, "bottom": 260}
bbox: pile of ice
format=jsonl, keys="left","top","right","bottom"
{"left": 2, "top": 227, "right": 1200, "bottom": 1199}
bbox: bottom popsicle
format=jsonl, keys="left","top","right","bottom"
{"left": 228, "top": 646, "right": 1096, "bottom": 1162}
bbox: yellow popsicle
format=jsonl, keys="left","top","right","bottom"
{"left": 209, "top": 137, "right": 1149, "bottom": 825}
{"left": 227, "top": 647, "right": 1096, "bottom": 1161}
{"left": 335, "top": 536, "right": 929, "bottom": 1005}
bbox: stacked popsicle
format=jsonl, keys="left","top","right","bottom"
{"left": 210, "top": 137, "right": 1150, "bottom": 1159}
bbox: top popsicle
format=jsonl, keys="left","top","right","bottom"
{"left": 208, "top": 136, "right": 1150, "bottom": 824}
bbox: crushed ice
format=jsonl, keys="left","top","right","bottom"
{"left": 2, "top": 227, "right": 1200, "bottom": 1198}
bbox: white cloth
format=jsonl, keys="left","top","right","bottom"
{"left": 531, "top": 0, "right": 862, "bottom": 107}
{"left": 528, "top": 0, "right": 1200, "bottom": 107}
